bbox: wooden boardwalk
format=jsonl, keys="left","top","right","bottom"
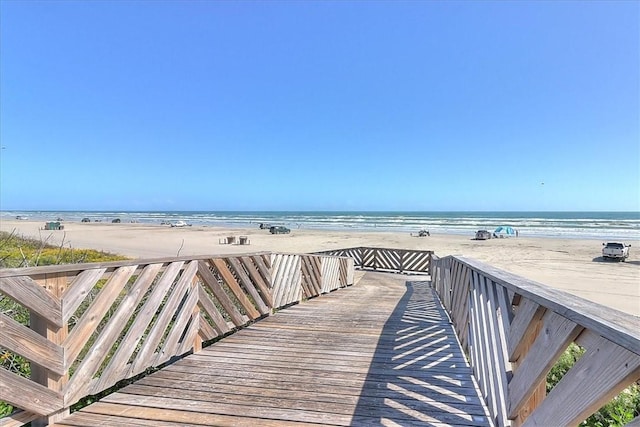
{"left": 53, "top": 272, "right": 491, "bottom": 427}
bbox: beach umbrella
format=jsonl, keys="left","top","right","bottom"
{"left": 494, "top": 226, "right": 516, "bottom": 235}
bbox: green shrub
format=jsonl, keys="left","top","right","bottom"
{"left": 547, "top": 343, "right": 640, "bottom": 426}
{"left": 0, "top": 231, "right": 127, "bottom": 418}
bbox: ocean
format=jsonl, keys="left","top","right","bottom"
{"left": 2, "top": 210, "right": 639, "bottom": 241}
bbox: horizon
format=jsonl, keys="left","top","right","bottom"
{"left": 4, "top": 209, "right": 639, "bottom": 215}
{"left": 1, "top": 1, "right": 638, "bottom": 212}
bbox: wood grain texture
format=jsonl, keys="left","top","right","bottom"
{"left": 196, "top": 284, "right": 232, "bottom": 335}
{"left": 61, "top": 268, "right": 107, "bottom": 323}
{"left": 128, "top": 260, "right": 198, "bottom": 377}
{"left": 524, "top": 331, "right": 640, "bottom": 426}
{"left": 210, "top": 258, "right": 261, "bottom": 320}
{"left": 227, "top": 257, "right": 270, "bottom": 315}
{"left": 240, "top": 256, "right": 273, "bottom": 308}
{"left": 197, "top": 260, "right": 245, "bottom": 326}
{"left": 53, "top": 273, "right": 490, "bottom": 427}
{"left": 0, "top": 276, "right": 62, "bottom": 327}
{"left": 0, "top": 312, "right": 64, "bottom": 375}
{"left": 0, "top": 410, "right": 40, "bottom": 427}
{"left": 63, "top": 265, "right": 137, "bottom": 365}
{"left": 65, "top": 263, "right": 161, "bottom": 403}
{"left": 90, "top": 263, "right": 165, "bottom": 393}
{"left": 508, "top": 296, "right": 546, "bottom": 363}
{"left": 508, "top": 310, "right": 583, "bottom": 418}
{"left": 0, "top": 369, "right": 63, "bottom": 415}
{"left": 454, "top": 256, "right": 640, "bottom": 356}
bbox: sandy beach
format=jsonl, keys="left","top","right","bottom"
{"left": 1, "top": 219, "right": 639, "bottom": 317}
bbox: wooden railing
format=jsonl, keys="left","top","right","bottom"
{"left": 431, "top": 254, "right": 640, "bottom": 427}
{"left": 316, "top": 247, "right": 433, "bottom": 274}
{"left": 0, "top": 252, "right": 354, "bottom": 426}
{"left": 4, "top": 246, "right": 638, "bottom": 427}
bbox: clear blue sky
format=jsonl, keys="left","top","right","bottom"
{"left": 1, "top": 0, "right": 638, "bottom": 212}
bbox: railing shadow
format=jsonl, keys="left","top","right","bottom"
{"left": 351, "top": 281, "right": 492, "bottom": 426}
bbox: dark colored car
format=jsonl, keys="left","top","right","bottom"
{"left": 475, "top": 230, "right": 492, "bottom": 240}
{"left": 269, "top": 226, "right": 290, "bottom": 234}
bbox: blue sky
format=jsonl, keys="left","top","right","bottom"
{"left": 1, "top": 0, "right": 638, "bottom": 212}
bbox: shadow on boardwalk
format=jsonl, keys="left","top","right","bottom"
{"left": 52, "top": 274, "right": 493, "bottom": 427}
{"left": 351, "top": 281, "right": 492, "bottom": 426}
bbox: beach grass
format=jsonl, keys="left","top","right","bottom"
{"left": 0, "top": 230, "right": 127, "bottom": 268}
{"left": 0, "top": 231, "right": 128, "bottom": 417}
{"left": 546, "top": 346, "right": 640, "bottom": 425}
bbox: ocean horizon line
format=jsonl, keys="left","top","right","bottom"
{"left": 2, "top": 209, "right": 639, "bottom": 241}
{"left": 3, "top": 209, "right": 640, "bottom": 216}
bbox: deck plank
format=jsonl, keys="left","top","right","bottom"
{"left": 57, "top": 272, "right": 491, "bottom": 426}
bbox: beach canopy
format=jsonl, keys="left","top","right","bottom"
{"left": 494, "top": 226, "right": 516, "bottom": 235}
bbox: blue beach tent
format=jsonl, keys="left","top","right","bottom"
{"left": 494, "top": 226, "right": 517, "bottom": 236}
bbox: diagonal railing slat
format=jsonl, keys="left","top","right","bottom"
{"left": 63, "top": 265, "right": 138, "bottom": 366}
{"left": 0, "top": 277, "right": 62, "bottom": 327}
{"left": 0, "top": 312, "right": 64, "bottom": 375}
{"left": 197, "top": 260, "right": 246, "bottom": 326}
{"left": 64, "top": 263, "right": 162, "bottom": 404}
{"left": 61, "top": 268, "right": 108, "bottom": 323}
{"left": 128, "top": 260, "right": 197, "bottom": 378}
{"left": 227, "top": 258, "right": 270, "bottom": 315}
{"left": 90, "top": 263, "right": 165, "bottom": 393}
{"left": 4, "top": 247, "right": 637, "bottom": 427}
{"left": 0, "top": 251, "right": 353, "bottom": 425}
{"left": 432, "top": 255, "right": 640, "bottom": 427}
{"left": 0, "top": 369, "right": 62, "bottom": 415}
{"left": 209, "top": 259, "right": 261, "bottom": 320}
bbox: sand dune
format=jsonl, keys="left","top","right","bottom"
{"left": 1, "top": 219, "right": 639, "bottom": 316}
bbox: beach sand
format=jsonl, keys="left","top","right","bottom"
{"left": 1, "top": 219, "right": 639, "bottom": 317}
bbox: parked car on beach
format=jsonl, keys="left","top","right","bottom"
{"left": 171, "top": 221, "right": 191, "bottom": 228}
{"left": 43, "top": 222, "right": 64, "bottom": 230}
{"left": 602, "top": 242, "right": 630, "bottom": 261}
{"left": 475, "top": 230, "right": 492, "bottom": 240}
{"left": 269, "top": 226, "right": 290, "bottom": 234}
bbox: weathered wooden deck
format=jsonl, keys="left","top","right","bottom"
{"left": 52, "top": 272, "right": 491, "bottom": 426}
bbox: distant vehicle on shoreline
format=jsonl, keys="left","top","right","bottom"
{"left": 475, "top": 230, "right": 492, "bottom": 240}
{"left": 602, "top": 242, "right": 630, "bottom": 261}
{"left": 43, "top": 221, "right": 64, "bottom": 230}
{"left": 171, "top": 221, "right": 191, "bottom": 228}
{"left": 269, "top": 226, "right": 290, "bottom": 234}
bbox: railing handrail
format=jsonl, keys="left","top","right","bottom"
{"left": 0, "top": 251, "right": 355, "bottom": 426}
{"left": 0, "top": 252, "right": 274, "bottom": 278}
{"left": 431, "top": 254, "right": 640, "bottom": 426}
{"left": 4, "top": 247, "right": 637, "bottom": 427}
{"left": 452, "top": 255, "right": 640, "bottom": 355}
{"left": 314, "top": 246, "right": 434, "bottom": 274}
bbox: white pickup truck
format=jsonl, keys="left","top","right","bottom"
{"left": 602, "top": 242, "right": 631, "bottom": 261}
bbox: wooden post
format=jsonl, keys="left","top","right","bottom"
{"left": 31, "top": 273, "right": 69, "bottom": 426}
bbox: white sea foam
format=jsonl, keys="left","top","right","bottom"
{"left": 2, "top": 210, "right": 638, "bottom": 240}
